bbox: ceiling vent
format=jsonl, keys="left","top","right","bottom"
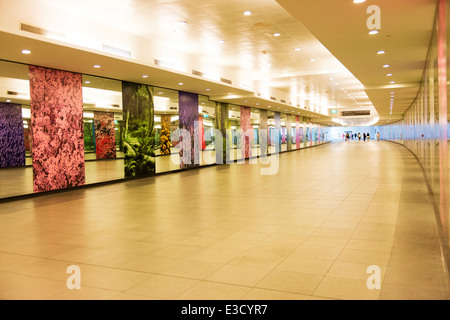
{"left": 21, "top": 23, "right": 65, "bottom": 40}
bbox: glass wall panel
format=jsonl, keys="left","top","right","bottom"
{"left": 153, "top": 87, "right": 179, "bottom": 173}
{"left": 82, "top": 75, "right": 124, "bottom": 184}
{"left": 0, "top": 61, "right": 32, "bottom": 198}
{"left": 199, "top": 95, "right": 216, "bottom": 166}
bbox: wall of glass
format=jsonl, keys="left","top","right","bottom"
{"left": 338, "top": 4, "right": 449, "bottom": 245}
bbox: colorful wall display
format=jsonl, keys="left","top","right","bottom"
{"left": 240, "top": 106, "right": 252, "bottom": 159}
{"left": 29, "top": 66, "right": 85, "bottom": 193}
{"left": 160, "top": 114, "right": 172, "bottom": 155}
{"left": 0, "top": 103, "right": 25, "bottom": 168}
{"left": 121, "top": 81, "right": 155, "bottom": 178}
{"left": 179, "top": 91, "right": 199, "bottom": 169}
{"left": 94, "top": 111, "right": 116, "bottom": 160}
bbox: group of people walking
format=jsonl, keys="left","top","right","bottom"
{"left": 344, "top": 132, "right": 380, "bottom": 141}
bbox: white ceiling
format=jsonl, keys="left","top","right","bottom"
{"left": 0, "top": 0, "right": 443, "bottom": 126}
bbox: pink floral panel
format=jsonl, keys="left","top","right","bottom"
{"left": 29, "top": 66, "right": 85, "bottom": 193}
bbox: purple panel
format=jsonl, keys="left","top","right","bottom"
{"left": 178, "top": 91, "right": 199, "bottom": 169}
{"left": 0, "top": 103, "right": 25, "bottom": 168}
{"left": 240, "top": 106, "right": 252, "bottom": 159}
{"left": 29, "top": 66, "right": 85, "bottom": 193}
{"left": 94, "top": 111, "right": 116, "bottom": 160}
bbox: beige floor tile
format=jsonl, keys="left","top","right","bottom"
{"left": 207, "top": 265, "right": 272, "bottom": 287}
{"left": 83, "top": 269, "right": 151, "bottom": 291}
{"left": 290, "top": 244, "right": 343, "bottom": 261}
{"left": 275, "top": 256, "right": 334, "bottom": 276}
{"left": 0, "top": 271, "right": 64, "bottom": 300}
{"left": 255, "top": 270, "right": 323, "bottom": 295}
{"left": 176, "top": 281, "right": 251, "bottom": 300}
{"left": 122, "top": 256, "right": 181, "bottom": 274}
{"left": 336, "top": 248, "right": 391, "bottom": 266}
{"left": 327, "top": 261, "right": 387, "bottom": 281}
{"left": 313, "top": 275, "right": 381, "bottom": 300}
{"left": 243, "top": 288, "right": 310, "bottom": 300}
{"left": 126, "top": 274, "right": 199, "bottom": 299}
{"left": 229, "top": 251, "right": 286, "bottom": 269}
{"left": 159, "top": 259, "right": 223, "bottom": 280}
{"left": 186, "top": 248, "right": 242, "bottom": 264}
{"left": 151, "top": 244, "right": 202, "bottom": 259}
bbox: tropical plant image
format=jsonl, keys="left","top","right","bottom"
{"left": 122, "top": 82, "right": 156, "bottom": 178}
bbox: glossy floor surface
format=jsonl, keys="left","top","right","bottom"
{"left": 0, "top": 141, "right": 449, "bottom": 300}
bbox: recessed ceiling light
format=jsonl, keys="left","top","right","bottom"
{"left": 383, "top": 64, "right": 390, "bottom": 68}
{"left": 310, "top": 59, "right": 316, "bottom": 62}
{"left": 142, "top": 75, "right": 148, "bottom": 78}
{"left": 386, "top": 73, "right": 393, "bottom": 76}
{"left": 206, "top": 88, "right": 211, "bottom": 91}
{"left": 218, "top": 40, "right": 225, "bottom": 44}
{"left": 274, "top": 33, "right": 281, "bottom": 37}
{"left": 243, "top": 11, "right": 252, "bottom": 16}
{"left": 369, "top": 30, "right": 379, "bottom": 35}
{"left": 294, "top": 48, "right": 301, "bottom": 51}
{"left": 6, "top": 99, "right": 11, "bottom": 102}
{"left": 21, "top": 49, "right": 31, "bottom": 54}
{"left": 377, "top": 50, "right": 386, "bottom": 55}
{"left": 178, "top": 82, "right": 184, "bottom": 85}
{"left": 84, "top": 81, "right": 91, "bottom": 84}
{"left": 390, "top": 81, "right": 395, "bottom": 84}
{"left": 93, "top": 65, "right": 101, "bottom": 68}
{"left": 158, "top": 92, "right": 163, "bottom": 94}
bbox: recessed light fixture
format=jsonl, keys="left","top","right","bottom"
{"left": 178, "top": 82, "right": 184, "bottom": 85}
{"left": 377, "top": 50, "right": 386, "bottom": 55}
{"left": 93, "top": 65, "right": 101, "bottom": 68}
{"left": 390, "top": 81, "right": 395, "bottom": 84}
{"left": 21, "top": 49, "right": 31, "bottom": 54}
{"left": 206, "top": 88, "right": 211, "bottom": 91}
{"left": 142, "top": 75, "right": 148, "bottom": 78}
{"left": 243, "top": 11, "right": 252, "bottom": 16}
{"left": 310, "top": 58, "right": 316, "bottom": 62}
{"left": 294, "top": 48, "right": 301, "bottom": 51}
{"left": 383, "top": 64, "right": 390, "bottom": 68}
{"left": 386, "top": 73, "right": 393, "bottom": 76}
{"left": 274, "top": 33, "right": 281, "bottom": 37}
{"left": 218, "top": 40, "right": 225, "bottom": 44}
{"left": 369, "top": 30, "right": 379, "bottom": 35}
{"left": 84, "top": 81, "right": 91, "bottom": 84}
{"left": 6, "top": 99, "right": 11, "bottom": 102}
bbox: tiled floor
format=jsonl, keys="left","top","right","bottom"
{"left": 0, "top": 141, "right": 449, "bottom": 300}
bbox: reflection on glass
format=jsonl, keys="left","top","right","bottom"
{"left": 82, "top": 75, "right": 124, "bottom": 184}
{"left": 0, "top": 60, "right": 33, "bottom": 198}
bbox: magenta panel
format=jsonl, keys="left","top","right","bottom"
{"left": 29, "top": 66, "right": 85, "bottom": 193}
{"left": 94, "top": 111, "right": 116, "bottom": 160}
